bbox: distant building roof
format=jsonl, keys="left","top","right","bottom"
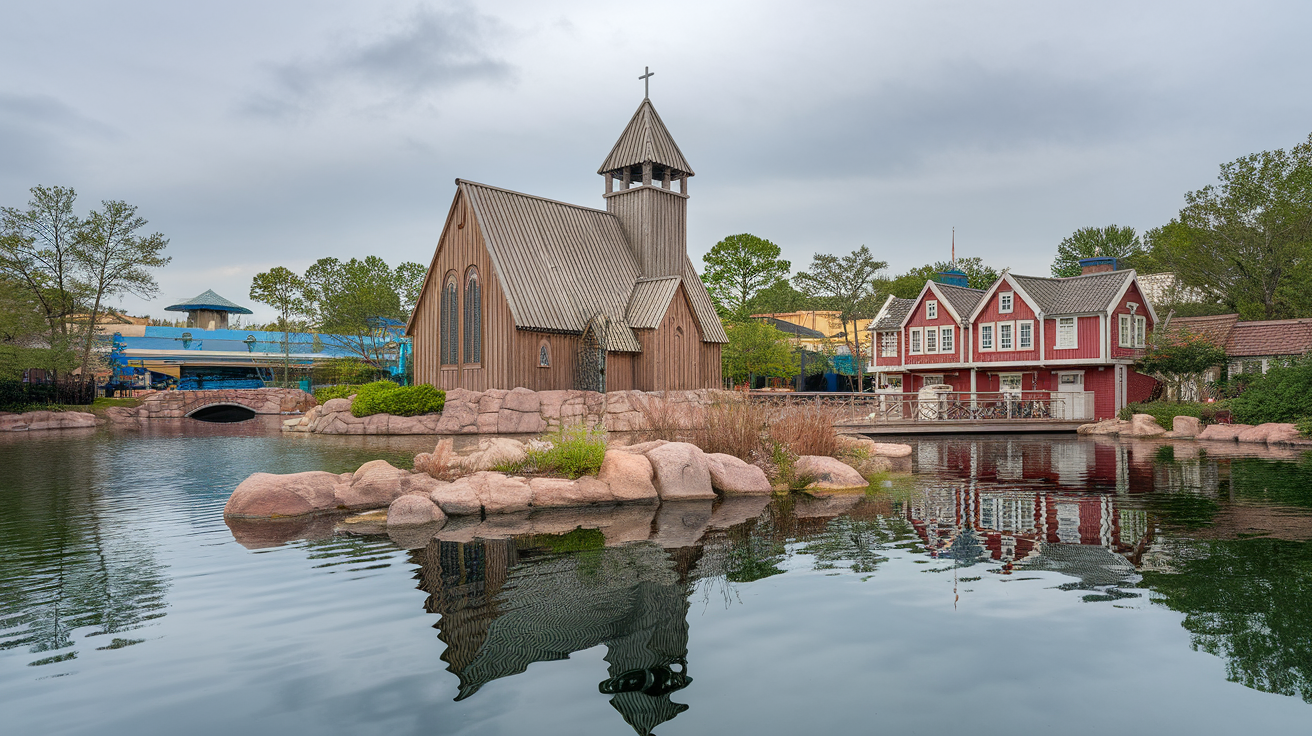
{"left": 164, "top": 289, "right": 253, "bottom": 314}
{"left": 1161, "top": 314, "right": 1239, "bottom": 347}
{"left": 758, "top": 316, "right": 826, "bottom": 340}
{"left": 1227, "top": 319, "right": 1312, "bottom": 358}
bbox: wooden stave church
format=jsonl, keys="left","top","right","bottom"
{"left": 406, "top": 97, "right": 728, "bottom": 393}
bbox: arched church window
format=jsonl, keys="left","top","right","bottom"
{"left": 440, "top": 273, "right": 458, "bottom": 365}
{"left": 538, "top": 340, "right": 551, "bottom": 368}
{"left": 463, "top": 267, "right": 482, "bottom": 364}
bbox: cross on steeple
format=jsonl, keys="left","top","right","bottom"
{"left": 639, "top": 66, "right": 654, "bottom": 99}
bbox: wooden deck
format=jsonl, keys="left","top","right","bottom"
{"left": 838, "top": 419, "right": 1087, "bottom": 435}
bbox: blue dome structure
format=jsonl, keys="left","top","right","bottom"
{"left": 164, "top": 289, "right": 253, "bottom": 330}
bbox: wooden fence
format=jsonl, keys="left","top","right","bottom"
{"left": 748, "top": 391, "right": 1095, "bottom": 423}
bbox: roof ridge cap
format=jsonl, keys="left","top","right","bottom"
{"left": 456, "top": 179, "right": 613, "bottom": 216}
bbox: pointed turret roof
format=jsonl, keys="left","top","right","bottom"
{"left": 597, "top": 98, "right": 694, "bottom": 176}
{"left": 164, "top": 289, "right": 253, "bottom": 314}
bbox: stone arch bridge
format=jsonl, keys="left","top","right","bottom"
{"left": 111, "top": 388, "right": 316, "bottom": 422}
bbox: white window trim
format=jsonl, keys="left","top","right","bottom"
{"left": 909, "top": 327, "right": 923, "bottom": 354}
{"left": 925, "top": 326, "right": 938, "bottom": 353}
{"left": 1018, "top": 320, "right": 1034, "bottom": 350}
{"left": 880, "top": 331, "right": 898, "bottom": 358}
{"left": 1134, "top": 315, "right": 1147, "bottom": 348}
{"left": 980, "top": 323, "right": 995, "bottom": 351}
{"left": 926, "top": 300, "right": 938, "bottom": 320}
{"left": 921, "top": 374, "right": 945, "bottom": 387}
{"left": 999, "top": 291, "right": 1014, "bottom": 314}
{"left": 1119, "top": 314, "right": 1132, "bottom": 348}
{"left": 999, "top": 372, "right": 1023, "bottom": 394}
{"left": 1056, "top": 317, "right": 1078, "bottom": 350}
{"left": 940, "top": 325, "right": 954, "bottom": 353}
{"left": 998, "top": 321, "right": 1015, "bottom": 351}
{"left": 1057, "top": 371, "right": 1085, "bottom": 387}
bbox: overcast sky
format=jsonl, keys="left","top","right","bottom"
{"left": 3, "top": 1, "right": 1310, "bottom": 322}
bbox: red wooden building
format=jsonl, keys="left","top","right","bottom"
{"left": 867, "top": 259, "right": 1158, "bottom": 420}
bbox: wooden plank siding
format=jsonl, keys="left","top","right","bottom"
{"left": 903, "top": 289, "right": 964, "bottom": 365}
{"left": 628, "top": 284, "right": 721, "bottom": 390}
{"left": 972, "top": 286, "right": 1041, "bottom": 363}
{"left": 604, "top": 185, "right": 688, "bottom": 279}
{"left": 1042, "top": 315, "right": 1102, "bottom": 361}
{"left": 1110, "top": 282, "right": 1153, "bottom": 360}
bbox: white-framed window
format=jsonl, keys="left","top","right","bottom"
{"left": 926, "top": 327, "right": 938, "bottom": 353}
{"left": 1000, "top": 373, "right": 1023, "bottom": 394}
{"left": 999, "top": 291, "right": 1014, "bottom": 313}
{"left": 880, "top": 332, "right": 897, "bottom": 357}
{"left": 1119, "top": 314, "right": 1132, "bottom": 348}
{"left": 999, "top": 322, "right": 1014, "bottom": 351}
{"left": 921, "top": 374, "right": 945, "bottom": 387}
{"left": 1058, "top": 371, "right": 1084, "bottom": 387}
{"left": 910, "top": 327, "right": 922, "bottom": 354}
{"left": 1134, "top": 315, "right": 1147, "bottom": 348}
{"left": 926, "top": 300, "right": 938, "bottom": 320}
{"left": 980, "top": 323, "right": 994, "bottom": 351}
{"left": 1018, "top": 320, "right": 1033, "bottom": 349}
{"left": 941, "top": 326, "right": 954, "bottom": 353}
{"left": 1056, "top": 317, "right": 1077, "bottom": 349}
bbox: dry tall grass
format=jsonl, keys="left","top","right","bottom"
{"left": 766, "top": 403, "right": 840, "bottom": 458}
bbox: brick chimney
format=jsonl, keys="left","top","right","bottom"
{"left": 1078, "top": 256, "right": 1117, "bottom": 275}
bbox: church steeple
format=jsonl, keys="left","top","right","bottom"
{"left": 600, "top": 93, "right": 693, "bottom": 279}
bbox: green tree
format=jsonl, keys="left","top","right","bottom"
{"left": 702, "top": 234, "right": 792, "bottom": 319}
{"left": 72, "top": 200, "right": 171, "bottom": 376}
{"left": 722, "top": 320, "right": 800, "bottom": 386}
{"left": 0, "top": 186, "right": 87, "bottom": 376}
{"left": 743, "top": 278, "right": 812, "bottom": 315}
{"left": 874, "top": 256, "right": 1002, "bottom": 299}
{"left": 1147, "top": 134, "right": 1312, "bottom": 319}
{"left": 249, "top": 266, "right": 306, "bottom": 384}
{"left": 794, "top": 245, "right": 888, "bottom": 392}
{"left": 1051, "top": 225, "right": 1144, "bottom": 278}
{"left": 395, "top": 261, "right": 427, "bottom": 317}
{"left": 1227, "top": 357, "right": 1312, "bottom": 424}
{"left": 302, "top": 256, "right": 406, "bottom": 368}
{"left": 1136, "top": 328, "right": 1228, "bottom": 399}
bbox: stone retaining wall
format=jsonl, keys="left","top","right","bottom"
{"left": 285, "top": 387, "right": 732, "bottom": 436}
{"left": 0, "top": 410, "right": 98, "bottom": 432}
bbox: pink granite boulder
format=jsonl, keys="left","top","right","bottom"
{"left": 429, "top": 478, "right": 483, "bottom": 516}
{"left": 1122, "top": 414, "right": 1167, "bottom": 438}
{"left": 225, "top": 471, "right": 343, "bottom": 518}
{"left": 597, "top": 450, "right": 659, "bottom": 503}
{"left": 1237, "top": 423, "right": 1301, "bottom": 444}
{"left": 1172, "top": 416, "right": 1204, "bottom": 437}
{"left": 645, "top": 442, "right": 717, "bottom": 500}
{"left": 477, "top": 472, "right": 534, "bottom": 514}
{"left": 1197, "top": 424, "right": 1252, "bottom": 442}
{"left": 704, "top": 453, "right": 772, "bottom": 494}
{"left": 794, "top": 455, "right": 868, "bottom": 490}
{"left": 529, "top": 476, "right": 614, "bottom": 508}
{"left": 386, "top": 494, "right": 447, "bottom": 527}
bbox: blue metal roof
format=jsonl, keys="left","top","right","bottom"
{"left": 164, "top": 289, "right": 253, "bottom": 314}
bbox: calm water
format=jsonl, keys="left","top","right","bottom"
{"left": 3, "top": 420, "right": 1312, "bottom": 735}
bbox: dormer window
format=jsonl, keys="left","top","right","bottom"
{"left": 999, "top": 292, "right": 1014, "bottom": 313}
{"left": 926, "top": 300, "right": 938, "bottom": 320}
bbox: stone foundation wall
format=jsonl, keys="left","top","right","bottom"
{"left": 285, "top": 387, "right": 733, "bottom": 436}
{"left": 0, "top": 410, "right": 98, "bottom": 432}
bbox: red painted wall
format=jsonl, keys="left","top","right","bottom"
{"left": 874, "top": 331, "right": 901, "bottom": 368}
{"left": 973, "top": 280, "right": 1042, "bottom": 363}
{"left": 1110, "top": 281, "right": 1154, "bottom": 359}
{"left": 905, "top": 288, "right": 964, "bottom": 365}
{"left": 1043, "top": 315, "right": 1102, "bottom": 361}
{"left": 1128, "top": 367, "right": 1158, "bottom": 403}
{"left": 1085, "top": 366, "right": 1116, "bottom": 419}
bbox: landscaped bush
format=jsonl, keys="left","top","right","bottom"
{"left": 1228, "top": 360, "right": 1312, "bottom": 424}
{"left": 1296, "top": 417, "right": 1312, "bottom": 438}
{"left": 349, "top": 381, "right": 446, "bottom": 418}
{"left": 1117, "top": 400, "right": 1228, "bottom": 427}
{"left": 499, "top": 424, "right": 608, "bottom": 478}
{"left": 314, "top": 384, "right": 364, "bottom": 403}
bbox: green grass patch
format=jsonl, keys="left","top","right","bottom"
{"left": 496, "top": 424, "right": 607, "bottom": 478}
{"left": 349, "top": 381, "right": 445, "bottom": 418}
{"left": 1117, "top": 400, "right": 1228, "bottom": 427}
{"left": 314, "top": 383, "right": 365, "bottom": 403}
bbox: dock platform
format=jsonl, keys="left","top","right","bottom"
{"left": 838, "top": 419, "right": 1087, "bottom": 435}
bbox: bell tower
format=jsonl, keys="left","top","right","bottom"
{"left": 598, "top": 84, "right": 694, "bottom": 279}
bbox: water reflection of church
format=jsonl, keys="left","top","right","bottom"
{"left": 411, "top": 537, "right": 702, "bottom": 736}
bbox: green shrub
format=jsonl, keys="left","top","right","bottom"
{"left": 1297, "top": 417, "right": 1312, "bottom": 438}
{"left": 349, "top": 381, "right": 446, "bottom": 418}
{"left": 1229, "top": 360, "right": 1312, "bottom": 424}
{"left": 314, "top": 384, "right": 363, "bottom": 403}
{"left": 1117, "top": 400, "right": 1227, "bottom": 427}
{"left": 499, "top": 424, "right": 608, "bottom": 478}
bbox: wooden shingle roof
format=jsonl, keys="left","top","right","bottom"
{"left": 1226, "top": 319, "right": 1312, "bottom": 357}
{"left": 934, "top": 282, "right": 986, "bottom": 320}
{"left": 457, "top": 180, "right": 726, "bottom": 350}
{"left": 626, "top": 277, "right": 682, "bottom": 329}
{"left": 1009, "top": 271, "right": 1133, "bottom": 315}
{"left": 597, "top": 99, "right": 694, "bottom": 176}
{"left": 872, "top": 297, "right": 915, "bottom": 331}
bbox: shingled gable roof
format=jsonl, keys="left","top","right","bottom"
{"left": 445, "top": 179, "right": 725, "bottom": 351}
{"left": 871, "top": 295, "right": 915, "bottom": 331}
{"left": 899, "top": 281, "right": 985, "bottom": 327}
{"left": 597, "top": 99, "right": 694, "bottom": 176}
{"left": 1006, "top": 271, "right": 1136, "bottom": 316}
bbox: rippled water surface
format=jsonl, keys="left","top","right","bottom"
{"left": 3, "top": 420, "right": 1312, "bottom": 735}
